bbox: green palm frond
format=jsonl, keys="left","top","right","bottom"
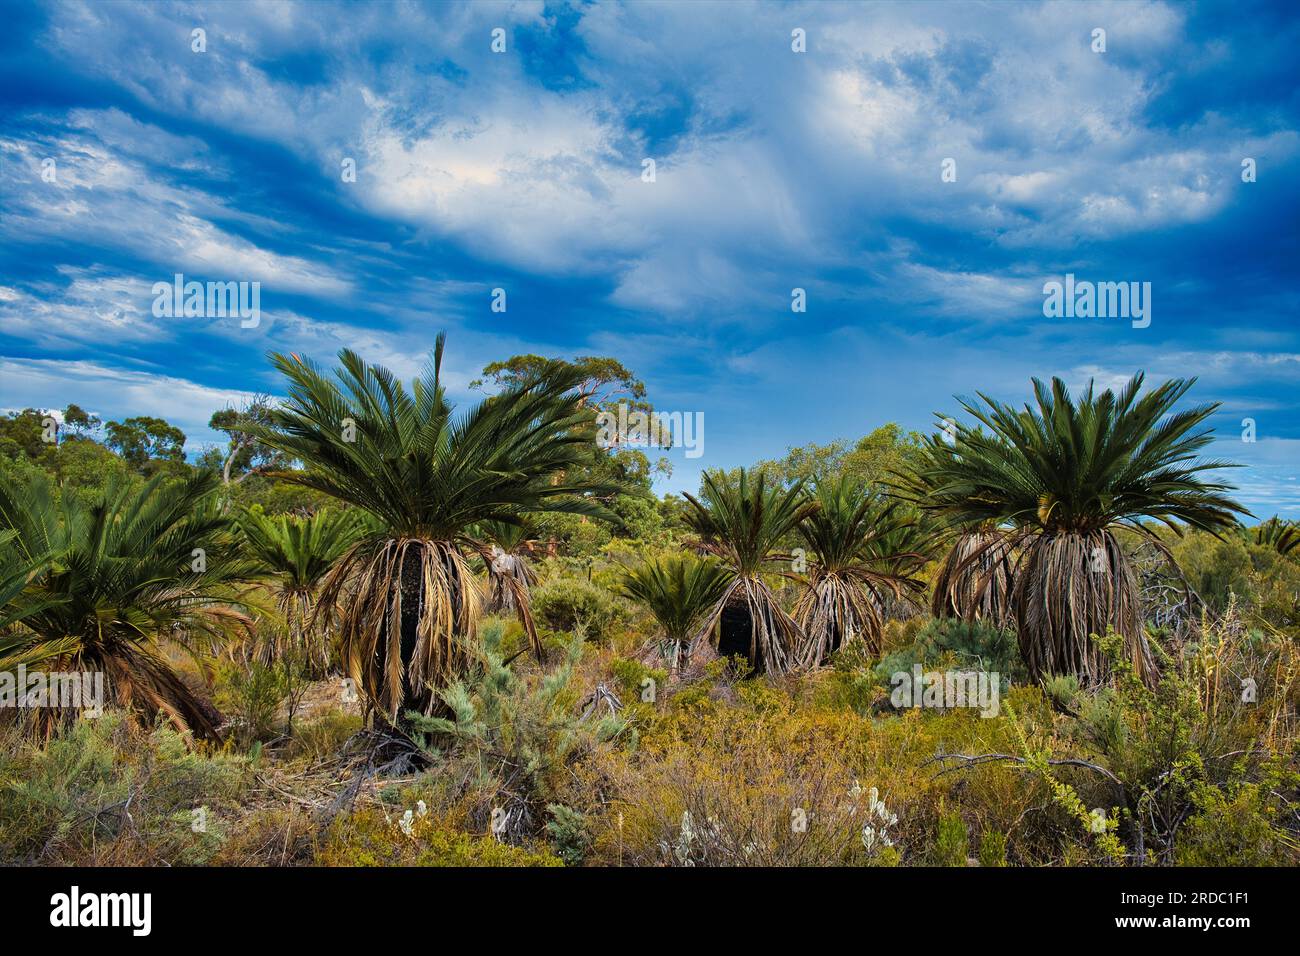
{"left": 620, "top": 554, "right": 734, "bottom": 645}
{"left": 239, "top": 508, "right": 366, "bottom": 591}
{"left": 905, "top": 373, "right": 1249, "bottom": 535}
{"left": 794, "top": 476, "right": 929, "bottom": 662}
{"left": 683, "top": 468, "right": 816, "bottom": 576}
{"left": 250, "top": 335, "right": 627, "bottom": 721}
{"left": 238, "top": 507, "right": 367, "bottom": 674}
{"left": 1250, "top": 517, "right": 1300, "bottom": 557}
{"left": 0, "top": 469, "right": 256, "bottom": 738}
{"left": 251, "top": 335, "right": 623, "bottom": 538}
{"left": 902, "top": 374, "right": 1248, "bottom": 686}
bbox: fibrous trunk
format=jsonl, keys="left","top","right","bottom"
{"left": 1013, "top": 529, "right": 1155, "bottom": 686}
{"left": 795, "top": 573, "right": 884, "bottom": 666}
{"left": 326, "top": 538, "right": 481, "bottom": 724}
{"left": 694, "top": 576, "right": 803, "bottom": 676}
{"left": 933, "top": 531, "right": 1015, "bottom": 625}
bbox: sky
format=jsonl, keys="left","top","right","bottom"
{"left": 0, "top": 0, "right": 1297, "bottom": 515}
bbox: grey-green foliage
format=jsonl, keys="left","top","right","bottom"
{"left": 0, "top": 714, "right": 248, "bottom": 864}
{"left": 545, "top": 803, "right": 592, "bottom": 866}
{"left": 409, "top": 622, "right": 624, "bottom": 841}
{"left": 875, "top": 617, "right": 1023, "bottom": 683}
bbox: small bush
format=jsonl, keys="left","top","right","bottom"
{"left": 876, "top": 617, "right": 1024, "bottom": 683}
{"left": 933, "top": 809, "right": 969, "bottom": 866}
{"left": 216, "top": 660, "right": 289, "bottom": 748}
{"left": 978, "top": 830, "right": 1008, "bottom": 867}
{"left": 0, "top": 714, "right": 249, "bottom": 865}
{"left": 1174, "top": 778, "right": 1297, "bottom": 866}
{"left": 315, "top": 807, "right": 562, "bottom": 867}
{"left": 284, "top": 710, "right": 364, "bottom": 763}
{"left": 532, "top": 576, "right": 625, "bottom": 641}
{"left": 545, "top": 803, "right": 592, "bottom": 866}
{"left": 610, "top": 657, "right": 667, "bottom": 704}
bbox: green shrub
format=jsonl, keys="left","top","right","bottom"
{"left": 933, "top": 809, "right": 969, "bottom": 866}
{"left": 978, "top": 830, "right": 1008, "bottom": 866}
{"left": 876, "top": 617, "right": 1023, "bottom": 684}
{"left": 545, "top": 803, "right": 592, "bottom": 866}
{"left": 216, "top": 660, "right": 289, "bottom": 748}
{"left": 532, "top": 576, "right": 625, "bottom": 640}
{"left": 0, "top": 714, "right": 249, "bottom": 864}
{"left": 610, "top": 657, "right": 667, "bottom": 704}
{"left": 1175, "top": 779, "right": 1297, "bottom": 866}
{"left": 409, "top": 624, "right": 626, "bottom": 844}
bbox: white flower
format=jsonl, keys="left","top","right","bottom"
{"left": 398, "top": 809, "right": 414, "bottom": 836}
{"left": 416, "top": 800, "right": 428, "bottom": 818}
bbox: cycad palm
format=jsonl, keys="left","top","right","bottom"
{"left": 683, "top": 469, "right": 816, "bottom": 674}
{"left": 907, "top": 373, "right": 1247, "bottom": 685}
{"left": 793, "top": 477, "right": 928, "bottom": 664}
{"left": 252, "top": 334, "right": 618, "bottom": 723}
{"left": 619, "top": 554, "right": 733, "bottom": 674}
{"left": 238, "top": 507, "right": 366, "bottom": 676}
{"left": 0, "top": 470, "right": 253, "bottom": 738}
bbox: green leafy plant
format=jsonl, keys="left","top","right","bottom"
{"left": 409, "top": 622, "right": 625, "bottom": 844}
{"left": 0, "top": 470, "right": 254, "bottom": 738}
{"left": 251, "top": 335, "right": 622, "bottom": 723}
{"left": 618, "top": 553, "right": 733, "bottom": 674}
{"left": 793, "top": 476, "right": 928, "bottom": 664}
{"left": 238, "top": 507, "right": 365, "bottom": 676}
{"left": 906, "top": 374, "right": 1248, "bottom": 685}
{"left": 683, "top": 468, "right": 816, "bottom": 674}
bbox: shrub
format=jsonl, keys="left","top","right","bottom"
{"left": 314, "top": 807, "right": 562, "bottom": 867}
{"left": 610, "top": 657, "right": 667, "bottom": 704}
{"left": 408, "top": 623, "right": 626, "bottom": 845}
{"left": 1174, "top": 777, "right": 1297, "bottom": 866}
{"left": 933, "top": 809, "right": 969, "bottom": 866}
{"left": 531, "top": 576, "right": 625, "bottom": 641}
{"left": 876, "top": 616, "right": 1024, "bottom": 684}
{"left": 545, "top": 803, "right": 592, "bottom": 866}
{"left": 0, "top": 714, "right": 249, "bottom": 865}
{"left": 216, "top": 660, "right": 289, "bottom": 748}
{"left": 978, "top": 830, "right": 1008, "bottom": 867}
{"left": 284, "top": 710, "right": 364, "bottom": 763}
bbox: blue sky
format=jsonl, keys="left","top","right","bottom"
{"left": 1, "top": 0, "right": 1297, "bottom": 515}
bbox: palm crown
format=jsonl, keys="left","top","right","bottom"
{"left": 251, "top": 334, "right": 624, "bottom": 721}
{"left": 906, "top": 373, "right": 1247, "bottom": 685}
{"left": 620, "top": 554, "right": 734, "bottom": 646}
{"left": 239, "top": 507, "right": 366, "bottom": 593}
{"left": 910, "top": 374, "right": 1248, "bottom": 534}
{"left": 683, "top": 469, "right": 815, "bottom": 575}
{"left": 253, "top": 333, "right": 620, "bottom": 539}
{"left": 0, "top": 470, "right": 253, "bottom": 737}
